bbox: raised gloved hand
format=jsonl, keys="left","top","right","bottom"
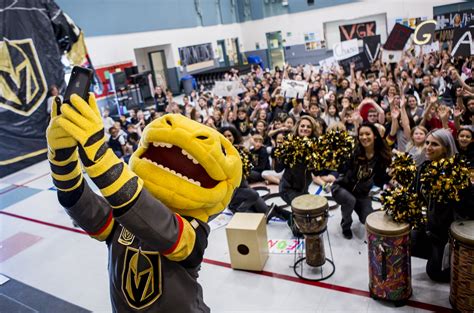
{"left": 58, "top": 94, "right": 143, "bottom": 209}
{"left": 47, "top": 97, "right": 83, "bottom": 192}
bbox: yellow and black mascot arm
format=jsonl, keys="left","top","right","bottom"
{"left": 51, "top": 94, "right": 241, "bottom": 312}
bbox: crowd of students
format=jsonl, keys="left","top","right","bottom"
{"left": 95, "top": 47, "right": 473, "bottom": 282}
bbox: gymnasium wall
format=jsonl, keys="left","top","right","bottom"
{"left": 57, "top": 0, "right": 466, "bottom": 90}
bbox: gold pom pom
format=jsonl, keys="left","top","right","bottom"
{"left": 420, "top": 155, "right": 470, "bottom": 203}
{"left": 236, "top": 146, "right": 252, "bottom": 179}
{"left": 388, "top": 152, "right": 417, "bottom": 187}
{"left": 381, "top": 186, "right": 425, "bottom": 229}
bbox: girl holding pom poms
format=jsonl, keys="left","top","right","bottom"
{"left": 411, "top": 128, "right": 474, "bottom": 283}
{"left": 277, "top": 116, "right": 320, "bottom": 234}
{"left": 331, "top": 123, "right": 391, "bottom": 239}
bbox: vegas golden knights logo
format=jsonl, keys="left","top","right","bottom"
{"left": 0, "top": 38, "right": 47, "bottom": 116}
{"left": 121, "top": 247, "right": 162, "bottom": 310}
{"left": 118, "top": 227, "right": 135, "bottom": 246}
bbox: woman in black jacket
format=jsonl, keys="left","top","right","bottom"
{"left": 412, "top": 128, "right": 474, "bottom": 282}
{"left": 331, "top": 122, "right": 391, "bottom": 239}
{"left": 279, "top": 115, "right": 320, "bottom": 205}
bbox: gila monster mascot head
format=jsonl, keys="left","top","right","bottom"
{"left": 129, "top": 114, "right": 242, "bottom": 222}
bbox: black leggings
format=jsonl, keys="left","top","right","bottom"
{"left": 411, "top": 229, "right": 450, "bottom": 283}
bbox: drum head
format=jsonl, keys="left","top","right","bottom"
{"left": 366, "top": 211, "right": 410, "bottom": 236}
{"left": 291, "top": 194, "right": 328, "bottom": 214}
{"left": 451, "top": 221, "right": 474, "bottom": 245}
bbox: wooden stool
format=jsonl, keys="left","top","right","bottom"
{"left": 225, "top": 213, "right": 268, "bottom": 271}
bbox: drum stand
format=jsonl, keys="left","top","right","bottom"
{"left": 292, "top": 223, "right": 336, "bottom": 281}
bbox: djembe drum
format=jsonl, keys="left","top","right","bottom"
{"left": 450, "top": 220, "right": 474, "bottom": 312}
{"left": 291, "top": 194, "right": 328, "bottom": 267}
{"left": 366, "top": 211, "right": 411, "bottom": 303}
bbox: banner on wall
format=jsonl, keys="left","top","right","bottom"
{"left": 303, "top": 32, "right": 326, "bottom": 51}
{"left": 338, "top": 52, "right": 370, "bottom": 74}
{"left": 363, "top": 35, "right": 381, "bottom": 62}
{"left": 384, "top": 23, "right": 414, "bottom": 50}
{"left": 212, "top": 81, "right": 246, "bottom": 97}
{"left": 0, "top": 1, "right": 90, "bottom": 177}
{"left": 178, "top": 43, "right": 214, "bottom": 66}
{"left": 434, "top": 28, "right": 455, "bottom": 43}
{"left": 451, "top": 27, "right": 474, "bottom": 57}
{"left": 280, "top": 79, "right": 308, "bottom": 99}
{"left": 333, "top": 39, "right": 359, "bottom": 61}
{"left": 434, "top": 9, "right": 474, "bottom": 29}
{"left": 394, "top": 17, "right": 427, "bottom": 29}
{"left": 339, "top": 21, "right": 376, "bottom": 41}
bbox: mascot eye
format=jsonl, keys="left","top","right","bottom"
{"left": 166, "top": 118, "right": 173, "bottom": 126}
{"left": 221, "top": 144, "right": 227, "bottom": 156}
{"left": 197, "top": 136, "right": 208, "bottom": 140}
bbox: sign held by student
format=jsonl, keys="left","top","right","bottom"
{"left": 333, "top": 39, "right": 359, "bottom": 61}
{"left": 363, "top": 35, "right": 381, "bottom": 62}
{"left": 451, "top": 27, "right": 474, "bottom": 57}
{"left": 339, "top": 52, "right": 370, "bottom": 74}
{"left": 280, "top": 79, "right": 308, "bottom": 99}
{"left": 384, "top": 23, "right": 414, "bottom": 50}
{"left": 212, "top": 81, "right": 246, "bottom": 97}
{"left": 413, "top": 20, "right": 437, "bottom": 45}
{"left": 382, "top": 50, "right": 403, "bottom": 63}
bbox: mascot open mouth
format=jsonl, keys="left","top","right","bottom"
{"left": 140, "top": 142, "right": 219, "bottom": 189}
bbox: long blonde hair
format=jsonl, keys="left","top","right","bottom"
{"left": 406, "top": 126, "right": 428, "bottom": 151}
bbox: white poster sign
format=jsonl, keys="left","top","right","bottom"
{"left": 319, "top": 57, "right": 338, "bottom": 73}
{"left": 382, "top": 50, "right": 403, "bottom": 63}
{"left": 212, "top": 81, "right": 246, "bottom": 97}
{"left": 280, "top": 79, "right": 308, "bottom": 99}
{"left": 333, "top": 39, "right": 359, "bottom": 61}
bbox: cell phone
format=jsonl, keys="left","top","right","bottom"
{"left": 61, "top": 66, "right": 93, "bottom": 113}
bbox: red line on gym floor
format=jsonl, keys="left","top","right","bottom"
{"left": 0, "top": 211, "right": 454, "bottom": 312}
{"left": 0, "top": 172, "right": 51, "bottom": 196}
{"left": 203, "top": 258, "right": 453, "bottom": 312}
{"left": 0, "top": 211, "right": 87, "bottom": 235}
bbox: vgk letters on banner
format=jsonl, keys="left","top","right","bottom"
{"left": 339, "top": 21, "right": 376, "bottom": 41}
{"left": 363, "top": 35, "right": 381, "bottom": 62}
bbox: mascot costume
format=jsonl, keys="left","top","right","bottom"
{"left": 47, "top": 94, "right": 242, "bottom": 312}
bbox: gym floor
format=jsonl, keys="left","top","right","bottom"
{"left": 0, "top": 160, "right": 453, "bottom": 312}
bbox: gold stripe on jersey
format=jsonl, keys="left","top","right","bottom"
{"left": 162, "top": 215, "right": 196, "bottom": 262}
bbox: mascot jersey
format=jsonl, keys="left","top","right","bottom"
{"left": 48, "top": 96, "right": 242, "bottom": 312}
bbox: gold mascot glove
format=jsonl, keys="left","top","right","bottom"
{"left": 47, "top": 97, "right": 83, "bottom": 192}
{"left": 58, "top": 94, "right": 143, "bottom": 209}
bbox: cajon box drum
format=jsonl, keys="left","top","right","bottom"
{"left": 226, "top": 213, "right": 268, "bottom": 271}
{"left": 366, "top": 211, "right": 411, "bottom": 302}
{"left": 450, "top": 220, "right": 474, "bottom": 312}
